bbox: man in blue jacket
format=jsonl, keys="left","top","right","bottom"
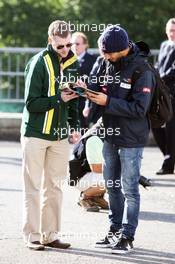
{"left": 84, "top": 25, "right": 155, "bottom": 254}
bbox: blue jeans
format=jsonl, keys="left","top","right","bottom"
{"left": 103, "top": 140, "right": 143, "bottom": 240}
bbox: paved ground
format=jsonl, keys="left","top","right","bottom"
{"left": 0, "top": 141, "right": 175, "bottom": 264}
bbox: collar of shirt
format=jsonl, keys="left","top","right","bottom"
{"left": 77, "top": 51, "right": 86, "bottom": 62}
{"left": 167, "top": 40, "right": 175, "bottom": 47}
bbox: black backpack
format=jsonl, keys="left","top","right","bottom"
{"left": 133, "top": 62, "right": 173, "bottom": 128}
{"left": 68, "top": 127, "right": 104, "bottom": 186}
{"left": 68, "top": 136, "right": 91, "bottom": 186}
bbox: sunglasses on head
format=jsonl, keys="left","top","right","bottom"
{"left": 57, "top": 43, "right": 72, "bottom": 50}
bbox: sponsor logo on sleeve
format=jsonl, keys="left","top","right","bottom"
{"left": 120, "top": 82, "right": 131, "bottom": 89}
{"left": 143, "top": 87, "right": 151, "bottom": 93}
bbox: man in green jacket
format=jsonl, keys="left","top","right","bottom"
{"left": 21, "top": 20, "right": 80, "bottom": 250}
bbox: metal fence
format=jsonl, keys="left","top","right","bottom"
{"left": 0, "top": 47, "right": 42, "bottom": 104}
{"left": 0, "top": 47, "right": 159, "bottom": 104}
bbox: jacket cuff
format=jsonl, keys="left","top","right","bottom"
{"left": 50, "top": 94, "right": 62, "bottom": 108}
{"left": 105, "top": 96, "right": 110, "bottom": 107}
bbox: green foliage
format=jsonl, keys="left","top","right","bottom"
{"left": 76, "top": 0, "right": 175, "bottom": 48}
{"left": 0, "top": 0, "right": 64, "bottom": 46}
{"left": 0, "top": 0, "right": 174, "bottom": 48}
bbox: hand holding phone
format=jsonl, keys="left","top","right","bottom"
{"left": 61, "top": 82, "right": 100, "bottom": 97}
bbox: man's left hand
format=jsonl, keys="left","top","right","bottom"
{"left": 61, "top": 91, "right": 78, "bottom": 102}
{"left": 87, "top": 92, "right": 108, "bottom": 106}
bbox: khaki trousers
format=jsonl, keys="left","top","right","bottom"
{"left": 21, "top": 137, "right": 70, "bottom": 244}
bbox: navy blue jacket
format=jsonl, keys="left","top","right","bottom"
{"left": 78, "top": 52, "right": 97, "bottom": 77}
{"left": 89, "top": 42, "right": 156, "bottom": 147}
{"left": 77, "top": 52, "right": 97, "bottom": 123}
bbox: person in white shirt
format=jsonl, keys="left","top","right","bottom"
{"left": 69, "top": 119, "right": 109, "bottom": 212}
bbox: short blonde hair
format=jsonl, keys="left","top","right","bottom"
{"left": 48, "top": 20, "right": 70, "bottom": 38}
{"left": 72, "top": 32, "right": 89, "bottom": 48}
{"left": 166, "top": 18, "right": 175, "bottom": 30}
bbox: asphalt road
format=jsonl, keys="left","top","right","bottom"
{"left": 0, "top": 141, "right": 175, "bottom": 264}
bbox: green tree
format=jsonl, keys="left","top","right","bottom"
{"left": 0, "top": 0, "right": 65, "bottom": 46}
{"left": 75, "top": 0, "right": 175, "bottom": 48}
{"left": 0, "top": 0, "right": 175, "bottom": 48}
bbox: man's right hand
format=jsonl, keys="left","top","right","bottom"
{"left": 61, "top": 91, "right": 79, "bottom": 102}
{"left": 76, "top": 79, "right": 87, "bottom": 89}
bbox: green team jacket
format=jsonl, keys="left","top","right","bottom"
{"left": 21, "top": 44, "right": 80, "bottom": 141}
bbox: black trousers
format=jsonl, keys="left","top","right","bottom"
{"left": 152, "top": 98, "right": 175, "bottom": 171}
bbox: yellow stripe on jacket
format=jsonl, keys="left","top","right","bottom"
{"left": 43, "top": 54, "right": 55, "bottom": 134}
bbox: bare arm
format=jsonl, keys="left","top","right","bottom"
{"left": 89, "top": 164, "right": 102, "bottom": 173}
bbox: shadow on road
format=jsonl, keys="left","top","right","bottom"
{"left": 149, "top": 178, "right": 175, "bottom": 188}
{"left": 0, "top": 156, "right": 22, "bottom": 166}
{"left": 152, "top": 178, "right": 175, "bottom": 181}
{"left": 45, "top": 246, "right": 175, "bottom": 264}
{"left": 140, "top": 211, "right": 175, "bottom": 223}
{"left": 0, "top": 188, "right": 22, "bottom": 192}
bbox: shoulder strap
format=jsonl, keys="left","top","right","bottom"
{"left": 132, "top": 62, "right": 150, "bottom": 84}
{"left": 132, "top": 62, "right": 156, "bottom": 114}
{"left": 73, "top": 134, "right": 92, "bottom": 159}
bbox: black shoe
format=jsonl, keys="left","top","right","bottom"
{"left": 26, "top": 241, "right": 45, "bottom": 250}
{"left": 111, "top": 236, "right": 133, "bottom": 254}
{"left": 45, "top": 239, "right": 71, "bottom": 249}
{"left": 156, "top": 169, "right": 174, "bottom": 175}
{"left": 95, "top": 230, "right": 120, "bottom": 248}
{"left": 139, "top": 175, "right": 151, "bottom": 188}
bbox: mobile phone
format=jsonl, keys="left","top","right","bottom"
{"left": 60, "top": 83, "right": 74, "bottom": 94}
{"left": 72, "top": 86, "right": 87, "bottom": 96}
{"left": 61, "top": 88, "right": 74, "bottom": 95}
{"left": 61, "top": 83, "right": 99, "bottom": 96}
{"left": 85, "top": 88, "right": 99, "bottom": 95}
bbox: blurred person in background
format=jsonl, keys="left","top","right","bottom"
{"left": 69, "top": 118, "right": 109, "bottom": 212}
{"left": 153, "top": 18, "right": 175, "bottom": 175}
{"left": 72, "top": 32, "right": 97, "bottom": 132}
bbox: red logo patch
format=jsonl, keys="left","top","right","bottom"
{"left": 143, "top": 87, "right": 151, "bottom": 93}
{"left": 102, "top": 86, "right": 107, "bottom": 93}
